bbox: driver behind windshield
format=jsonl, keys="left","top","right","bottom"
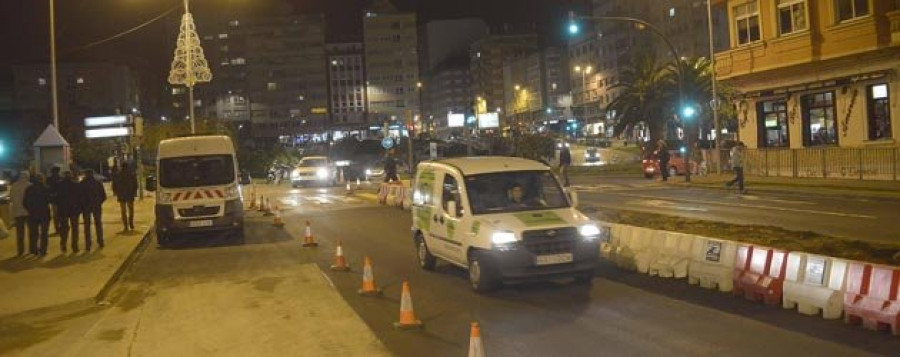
{"left": 507, "top": 183, "right": 543, "bottom": 208}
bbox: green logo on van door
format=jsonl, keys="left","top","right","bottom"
{"left": 416, "top": 206, "right": 432, "bottom": 231}
{"left": 471, "top": 221, "right": 481, "bottom": 235}
{"left": 512, "top": 211, "right": 565, "bottom": 227}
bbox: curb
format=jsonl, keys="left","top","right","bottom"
{"left": 94, "top": 225, "right": 154, "bottom": 303}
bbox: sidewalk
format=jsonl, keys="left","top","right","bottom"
{"left": 668, "top": 173, "right": 900, "bottom": 198}
{"left": 0, "top": 191, "right": 155, "bottom": 317}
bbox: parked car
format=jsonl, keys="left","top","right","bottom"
{"left": 584, "top": 147, "right": 600, "bottom": 163}
{"left": 642, "top": 149, "right": 687, "bottom": 179}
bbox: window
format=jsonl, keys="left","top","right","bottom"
{"left": 777, "top": 0, "right": 807, "bottom": 35}
{"left": 267, "top": 82, "right": 278, "bottom": 91}
{"left": 228, "top": 20, "right": 240, "bottom": 27}
{"left": 834, "top": 0, "right": 869, "bottom": 22}
{"left": 867, "top": 84, "right": 891, "bottom": 140}
{"left": 734, "top": 2, "right": 761, "bottom": 45}
{"left": 757, "top": 100, "right": 790, "bottom": 147}
{"left": 441, "top": 175, "right": 462, "bottom": 216}
{"left": 38, "top": 78, "right": 47, "bottom": 86}
{"left": 669, "top": 7, "right": 676, "bottom": 17}
{"left": 218, "top": 33, "right": 228, "bottom": 39}
{"left": 171, "top": 87, "right": 185, "bottom": 95}
{"left": 231, "top": 57, "right": 245, "bottom": 65}
{"left": 801, "top": 91, "right": 838, "bottom": 146}
{"left": 76, "top": 77, "right": 85, "bottom": 84}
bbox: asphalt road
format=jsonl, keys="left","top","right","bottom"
{"left": 570, "top": 177, "right": 899, "bottom": 243}
{"left": 6, "top": 183, "right": 900, "bottom": 356}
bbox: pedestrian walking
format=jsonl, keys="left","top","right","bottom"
{"left": 9, "top": 171, "right": 31, "bottom": 256}
{"left": 558, "top": 143, "right": 572, "bottom": 187}
{"left": 24, "top": 173, "right": 51, "bottom": 256}
{"left": 691, "top": 142, "right": 705, "bottom": 176}
{"left": 726, "top": 141, "right": 747, "bottom": 194}
{"left": 56, "top": 171, "right": 81, "bottom": 253}
{"left": 79, "top": 170, "right": 107, "bottom": 250}
{"left": 383, "top": 151, "right": 399, "bottom": 183}
{"left": 656, "top": 140, "right": 671, "bottom": 182}
{"left": 47, "top": 166, "right": 63, "bottom": 236}
{"left": 113, "top": 163, "right": 138, "bottom": 231}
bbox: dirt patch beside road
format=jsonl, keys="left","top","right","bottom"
{"left": 585, "top": 206, "right": 900, "bottom": 266}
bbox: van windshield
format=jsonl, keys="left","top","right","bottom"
{"left": 464, "top": 170, "right": 569, "bottom": 215}
{"left": 160, "top": 155, "right": 235, "bottom": 188}
{"left": 299, "top": 158, "right": 327, "bottom": 167}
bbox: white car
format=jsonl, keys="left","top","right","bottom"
{"left": 410, "top": 157, "right": 603, "bottom": 293}
{"left": 291, "top": 156, "right": 336, "bottom": 187}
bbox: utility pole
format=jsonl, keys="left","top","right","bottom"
{"left": 407, "top": 110, "right": 414, "bottom": 173}
{"left": 49, "top": 0, "right": 59, "bottom": 129}
{"left": 707, "top": 0, "right": 722, "bottom": 174}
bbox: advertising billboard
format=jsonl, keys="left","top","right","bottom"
{"left": 477, "top": 112, "right": 499, "bottom": 128}
{"left": 447, "top": 113, "right": 465, "bottom": 128}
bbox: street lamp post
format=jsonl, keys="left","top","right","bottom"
{"left": 707, "top": 0, "right": 722, "bottom": 174}
{"left": 571, "top": 13, "right": 691, "bottom": 182}
{"left": 49, "top": 0, "right": 59, "bottom": 130}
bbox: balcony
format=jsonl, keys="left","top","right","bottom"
{"left": 890, "top": 10, "right": 900, "bottom": 45}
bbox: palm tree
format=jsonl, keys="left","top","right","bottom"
{"left": 606, "top": 53, "right": 676, "bottom": 143}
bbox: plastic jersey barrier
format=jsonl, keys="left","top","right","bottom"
{"left": 844, "top": 263, "right": 900, "bottom": 334}
{"left": 733, "top": 245, "right": 788, "bottom": 305}
{"left": 688, "top": 237, "right": 738, "bottom": 293}
{"left": 783, "top": 252, "right": 848, "bottom": 319}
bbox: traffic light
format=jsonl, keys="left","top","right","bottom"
{"left": 568, "top": 11, "right": 579, "bottom": 35}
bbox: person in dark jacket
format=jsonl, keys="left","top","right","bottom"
{"left": 383, "top": 151, "right": 399, "bottom": 183}
{"left": 10, "top": 171, "right": 31, "bottom": 256}
{"left": 558, "top": 143, "right": 572, "bottom": 187}
{"left": 24, "top": 173, "right": 52, "bottom": 256}
{"left": 47, "top": 166, "right": 63, "bottom": 236}
{"left": 656, "top": 140, "right": 671, "bottom": 182}
{"left": 79, "top": 169, "right": 107, "bottom": 250}
{"left": 113, "top": 163, "right": 138, "bottom": 231}
{"left": 56, "top": 171, "right": 81, "bottom": 253}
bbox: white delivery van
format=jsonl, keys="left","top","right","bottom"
{"left": 290, "top": 156, "right": 336, "bottom": 187}
{"left": 147, "top": 135, "right": 246, "bottom": 246}
{"left": 411, "top": 157, "right": 602, "bottom": 292}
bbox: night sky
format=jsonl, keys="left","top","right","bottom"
{"left": 0, "top": 0, "right": 578, "bottom": 108}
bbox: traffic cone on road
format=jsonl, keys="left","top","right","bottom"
{"left": 345, "top": 183, "right": 353, "bottom": 196}
{"left": 393, "top": 280, "right": 422, "bottom": 329}
{"left": 330, "top": 240, "right": 350, "bottom": 271}
{"left": 357, "top": 256, "right": 382, "bottom": 296}
{"left": 468, "top": 322, "right": 485, "bottom": 357}
{"left": 263, "top": 197, "right": 274, "bottom": 216}
{"left": 272, "top": 204, "right": 284, "bottom": 227}
{"left": 249, "top": 190, "right": 256, "bottom": 209}
{"left": 301, "top": 221, "right": 318, "bottom": 247}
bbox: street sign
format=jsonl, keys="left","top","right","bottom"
{"left": 85, "top": 115, "right": 129, "bottom": 127}
{"left": 86, "top": 127, "right": 132, "bottom": 139}
{"left": 429, "top": 142, "right": 437, "bottom": 159}
{"left": 382, "top": 137, "right": 395, "bottom": 150}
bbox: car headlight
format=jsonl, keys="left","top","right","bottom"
{"left": 158, "top": 192, "right": 173, "bottom": 204}
{"left": 316, "top": 168, "right": 329, "bottom": 179}
{"left": 491, "top": 231, "right": 517, "bottom": 245}
{"left": 291, "top": 169, "right": 300, "bottom": 179}
{"left": 224, "top": 184, "right": 240, "bottom": 199}
{"left": 579, "top": 224, "right": 601, "bottom": 240}
{"left": 365, "top": 169, "right": 373, "bottom": 176}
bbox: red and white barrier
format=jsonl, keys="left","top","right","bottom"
{"left": 688, "top": 237, "right": 738, "bottom": 292}
{"left": 844, "top": 263, "right": 900, "bottom": 334}
{"left": 378, "top": 182, "right": 411, "bottom": 210}
{"left": 783, "top": 252, "right": 848, "bottom": 319}
{"left": 733, "top": 245, "right": 788, "bottom": 305}
{"left": 648, "top": 232, "right": 695, "bottom": 279}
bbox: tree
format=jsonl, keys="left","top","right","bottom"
{"left": 606, "top": 53, "right": 675, "bottom": 143}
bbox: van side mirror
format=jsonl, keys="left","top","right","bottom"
{"left": 568, "top": 190, "right": 579, "bottom": 207}
{"left": 240, "top": 172, "right": 251, "bottom": 185}
{"left": 145, "top": 175, "right": 156, "bottom": 192}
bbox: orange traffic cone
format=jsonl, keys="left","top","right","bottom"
{"left": 393, "top": 280, "right": 423, "bottom": 329}
{"left": 248, "top": 190, "right": 256, "bottom": 209}
{"left": 272, "top": 204, "right": 284, "bottom": 227}
{"left": 330, "top": 240, "right": 350, "bottom": 271}
{"left": 263, "top": 197, "right": 274, "bottom": 216}
{"left": 468, "top": 322, "right": 485, "bottom": 357}
{"left": 301, "top": 221, "right": 318, "bottom": 247}
{"left": 357, "top": 256, "right": 382, "bottom": 296}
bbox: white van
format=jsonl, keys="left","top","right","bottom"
{"left": 147, "top": 135, "right": 246, "bottom": 246}
{"left": 411, "top": 157, "right": 602, "bottom": 292}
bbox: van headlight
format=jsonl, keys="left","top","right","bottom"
{"left": 291, "top": 169, "right": 301, "bottom": 179}
{"left": 365, "top": 169, "right": 373, "bottom": 176}
{"left": 224, "top": 184, "right": 240, "bottom": 199}
{"left": 316, "top": 168, "right": 329, "bottom": 179}
{"left": 579, "top": 224, "right": 601, "bottom": 240}
{"left": 491, "top": 231, "right": 517, "bottom": 245}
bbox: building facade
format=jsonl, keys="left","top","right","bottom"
{"left": 197, "top": 13, "right": 328, "bottom": 142}
{"left": 470, "top": 34, "right": 538, "bottom": 130}
{"left": 326, "top": 43, "right": 367, "bottom": 137}
{"left": 425, "top": 55, "right": 472, "bottom": 138}
{"left": 503, "top": 47, "right": 571, "bottom": 134}
{"left": 12, "top": 62, "right": 141, "bottom": 139}
{"left": 363, "top": 10, "right": 420, "bottom": 128}
{"left": 716, "top": 0, "right": 900, "bottom": 149}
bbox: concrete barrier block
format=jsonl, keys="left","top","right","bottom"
{"left": 648, "top": 232, "right": 695, "bottom": 279}
{"left": 783, "top": 252, "right": 848, "bottom": 320}
{"left": 688, "top": 237, "right": 738, "bottom": 293}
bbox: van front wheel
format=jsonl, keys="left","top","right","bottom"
{"left": 416, "top": 234, "right": 436, "bottom": 271}
{"left": 468, "top": 252, "right": 499, "bottom": 293}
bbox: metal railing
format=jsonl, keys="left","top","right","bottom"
{"left": 708, "top": 147, "right": 900, "bottom": 181}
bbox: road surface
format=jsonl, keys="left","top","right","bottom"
{"left": 4, "top": 183, "right": 899, "bottom": 356}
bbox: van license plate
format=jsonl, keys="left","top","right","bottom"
{"left": 536, "top": 253, "right": 573, "bottom": 266}
{"left": 189, "top": 220, "right": 213, "bottom": 228}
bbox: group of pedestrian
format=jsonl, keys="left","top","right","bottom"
{"left": 7, "top": 162, "right": 136, "bottom": 257}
